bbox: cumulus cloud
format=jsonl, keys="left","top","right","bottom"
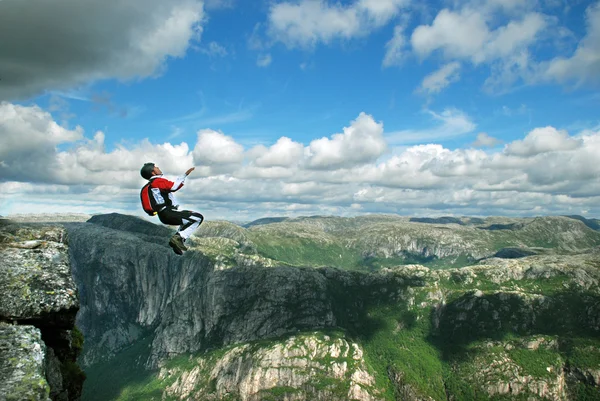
{"left": 412, "top": 9, "right": 490, "bottom": 60}
{"left": 411, "top": 8, "right": 547, "bottom": 64}
{"left": 2, "top": 102, "right": 600, "bottom": 218}
{"left": 267, "top": 0, "right": 408, "bottom": 48}
{"left": 505, "top": 126, "right": 582, "bottom": 156}
{"left": 192, "top": 129, "right": 245, "bottom": 170}
{"left": 0, "top": 102, "right": 83, "bottom": 182}
{"left": 252, "top": 137, "right": 304, "bottom": 167}
{"left": 306, "top": 112, "right": 388, "bottom": 169}
{"left": 407, "top": 4, "right": 554, "bottom": 92}
{"left": 0, "top": 0, "right": 205, "bottom": 101}
{"left": 0, "top": 101, "right": 195, "bottom": 186}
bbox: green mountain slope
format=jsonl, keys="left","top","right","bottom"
{"left": 194, "top": 215, "right": 600, "bottom": 270}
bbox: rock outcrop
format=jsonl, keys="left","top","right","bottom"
{"left": 0, "top": 219, "right": 84, "bottom": 401}
{"left": 161, "top": 332, "right": 381, "bottom": 401}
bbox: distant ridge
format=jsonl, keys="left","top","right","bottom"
{"left": 243, "top": 217, "right": 289, "bottom": 228}
{"left": 6, "top": 213, "right": 92, "bottom": 223}
{"left": 478, "top": 223, "right": 524, "bottom": 231}
{"left": 409, "top": 217, "right": 465, "bottom": 225}
{"left": 564, "top": 215, "right": 600, "bottom": 231}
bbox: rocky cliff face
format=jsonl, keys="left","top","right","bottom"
{"left": 0, "top": 219, "right": 84, "bottom": 401}
{"left": 61, "top": 213, "right": 600, "bottom": 401}
{"left": 160, "top": 332, "right": 381, "bottom": 401}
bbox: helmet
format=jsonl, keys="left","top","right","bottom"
{"left": 140, "top": 162, "right": 155, "bottom": 180}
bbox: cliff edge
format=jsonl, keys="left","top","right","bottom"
{"left": 0, "top": 219, "right": 85, "bottom": 401}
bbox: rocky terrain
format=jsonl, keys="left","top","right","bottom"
{"left": 2, "top": 212, "right": 599, "bottom": 400}
{"left": 0, "top": 218, "right": 85, "bottom": 401}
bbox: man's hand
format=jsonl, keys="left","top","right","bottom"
{"left": 185, "top": 167, "right": 195, "bottom": 176}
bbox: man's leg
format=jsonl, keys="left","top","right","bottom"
{"left": 177, "top": 210, "right": 204, "bottom": 241}
{"left": 158, "top": 209, "right": 203, "bottom": 254}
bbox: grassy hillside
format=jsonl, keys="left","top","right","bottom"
{"left": 193, "top": 215, "right": 600, "bottom": 270}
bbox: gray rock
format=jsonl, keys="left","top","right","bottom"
{"left": 0, "top": 220, "right": 84, "bottom": 401}
{"left": 0, "top": 323, "right": 51, "bottom": 401}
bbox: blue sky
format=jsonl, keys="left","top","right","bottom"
{"left": 1, "top": 0, "right": 600, "bottom": 221}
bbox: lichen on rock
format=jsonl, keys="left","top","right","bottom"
{"left": 0, "top": 219, "right": 84, "bottom": 401}
{"left": 0, "top": 323, "right": 51, "bottom": 401}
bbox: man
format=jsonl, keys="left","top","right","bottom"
{"left": 140, "top": 162, "right": 204, "bottom": 255}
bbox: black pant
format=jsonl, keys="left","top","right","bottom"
{"left": 158, "top": 208, "right": 204, "bottom": 233}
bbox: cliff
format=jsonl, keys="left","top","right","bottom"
{"left": 0, "top": 218, "right": 85, "bottom": 401}
{"left": 63, "top": 213, "right": 600, "bottom": 401}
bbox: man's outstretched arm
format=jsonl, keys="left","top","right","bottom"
{"left": 154, "top": 167, "right": 195, "bottom": 192}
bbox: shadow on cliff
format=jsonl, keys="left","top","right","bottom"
{"left": 320, "top": 268, "right": 421, "bottom": 341}
{"left": 80, "top": 334, "right": 161, "bottom": 401}
{"left": 427, "top": 289, "right": 600, "bottom": 361}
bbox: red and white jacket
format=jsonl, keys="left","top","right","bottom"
{"left": 142, "top": 174, "right": 187, "bottom": 214}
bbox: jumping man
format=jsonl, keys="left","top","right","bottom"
{"left": 140, "top": 162, "right": 204, "bottom": 255}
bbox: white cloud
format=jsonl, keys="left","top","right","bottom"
{"left": 267, "top": 0, "right": 408, "bottom": 48}
{"left": 257, "top": 54, "right": 273, "bottom": 67}
{"left": 387, "top": 108, "right": 476, "bottom": 144}
{"left": 411, "top": 9, "right": 490, "bottom": 60}
{"left": 483, "top": 50, "right": 534, "bottom": 92}
{"left": 498, "top": 104, "right": 529, "bottom": 117}
{"left": 0, "top": 102, "right": 196, "bottom": 186}
{"left": 200, "top": 41, "right": 229, "bottom": 57}
{"left": 193, "top": 129, "right": 245, "bottom": 167}
{"left": 475, "top": 13, "right": 547, "bottom": 63}
{"left": 0, "top": 102, "right": 83, "bottom": 182}
{"left": 473, "top": 132, "right": 503, "bottom": 147}
{"left": 306, "top": 112, "right": 388, "bottom": 169}
{"left": 505, "top": 126, "right": 582, "bottom": 156}
{"left": 418, "top": 62, "right": 461, "bottom": 94}
{"left": 382, "top": 25, "right": 408, "bottom": 67}
{"left": 0, "top": 0, "right": 205, "bottom": 101}
{"left": 468, "top": 0, "right": 538, "bottom": 15}
{"left": 2, "top": 102, "right": 600, "bottom": 218}
{"left": 252, "top": 137, "right": 304, "bottom": 167}
{"left": 204, "top": 0, "right": 234, "bottom": 10}
{"left": 543, "top": 2, "right": 600, "bottom": 85}
{"left": 356, "top": 0, "right": 409, "bottom": 26}
{"left": 412, "top": 8, "right": 548, "bottom": 64}
{"left": 409, "top": 6, "right": 552, "bottom": 92}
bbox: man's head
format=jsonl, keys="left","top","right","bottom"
{"left": 140, "top": 163, "right": 162, "bottom": 180}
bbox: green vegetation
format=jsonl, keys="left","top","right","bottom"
{"left": 257, "top": 386, "right": 302, "bottom": 400}
{"left": 82, "top": 334, "right": 167, "bottom": 401}
{"left": 507, "top": 348, "right": 561, "bottom": 378}
{"left": 229, "top": 215, "right": 600, "bottom": 271}
{"left": 358, "top": 306, "right": 446, "bottom": 400}
{"left": 251, "top": 232, "right": 364, "bottom": 269}
{"left": 566, "top": 338, "right": 600, "bottom": 370}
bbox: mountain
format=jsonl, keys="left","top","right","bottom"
{"left": 564, "top": 215, "right": 600, "bottom": 231}
{"left": 198, "top": 214, "right": 600, "bottom": 270}
{"left": 64, "top": 213, "right": 600, "bottom": 401}
{"left": 3, "top": 212, "right": 599, "bottom": 400}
